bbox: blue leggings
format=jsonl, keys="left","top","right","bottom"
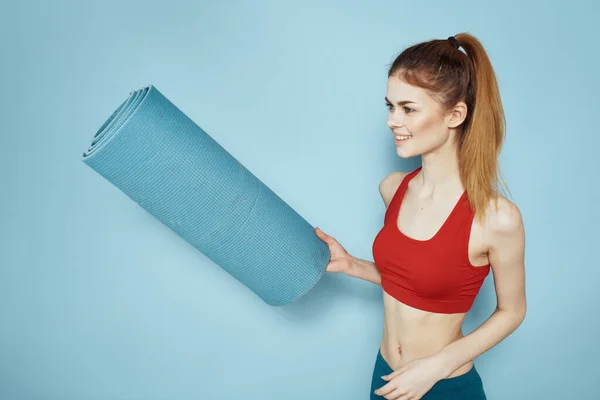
{"left": 370, "top": 348, "right": 487, "bottom": 399}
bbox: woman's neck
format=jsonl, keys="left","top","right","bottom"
{"left": 418, "top": 148, "right": 463, "bottom": 196}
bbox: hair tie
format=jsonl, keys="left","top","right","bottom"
{"left": 447, "top": 36, "right": 460, "bottom": 49}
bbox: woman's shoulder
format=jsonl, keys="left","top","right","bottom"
{"left": 482, "top": 193, "right": 524, "bottom": 237}
{"left": 378, "top": 170, "right": 411, "bottom": 207}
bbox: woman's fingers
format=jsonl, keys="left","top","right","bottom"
{"left": 315, "top": 227, "right": 330, "bottom": 241}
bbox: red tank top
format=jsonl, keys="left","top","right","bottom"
{"left": 372, "top": 167, "right": 491, "bottom": 314}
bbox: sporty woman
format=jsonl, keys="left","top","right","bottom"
{"left": 315, "top": 33, "right": 526, "bottom": 400}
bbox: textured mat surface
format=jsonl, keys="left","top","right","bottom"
{"left": 81, "top": 85, "right": 330, "bottom": 306}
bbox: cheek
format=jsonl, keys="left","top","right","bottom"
{"left": 409, "top": 115, "right": 439, "bottom": 135}
{"left": 408, "top": 117, "right": 446, "bottom": 149}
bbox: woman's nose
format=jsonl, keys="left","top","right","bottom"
{"left": 387, "top": 115, "right": 403, "bottom": 129}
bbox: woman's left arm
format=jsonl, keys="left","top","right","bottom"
{"left": 433, "top": 200, "right": 527, "bottom": 379}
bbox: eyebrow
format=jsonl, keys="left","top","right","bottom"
{"left": 385, "top": 97, "right": 416, "bottom": 106}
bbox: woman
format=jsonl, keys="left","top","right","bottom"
{"left": 315, "top": 33, "right": 526, "bottom": 400}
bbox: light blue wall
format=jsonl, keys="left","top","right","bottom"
{"left": 1, "top": 0, "right": 598, "bottom": 399}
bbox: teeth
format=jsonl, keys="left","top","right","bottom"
{"left": 396, "top": 135, "right": 411, "bottom": 140}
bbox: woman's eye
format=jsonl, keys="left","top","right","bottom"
{"left": 386, "top": 104, "right": 413, "bottom": 114}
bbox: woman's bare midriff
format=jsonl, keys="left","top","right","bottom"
{"left": 379, "top": 291, "right": 473, "bottom": 379}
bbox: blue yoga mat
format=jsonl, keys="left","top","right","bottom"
{"left": 81, "top": 85, "right": 330, "bottom": 306}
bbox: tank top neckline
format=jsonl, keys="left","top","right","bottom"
{"left": 392, "top": 167, "right": 468, "bottom": 243}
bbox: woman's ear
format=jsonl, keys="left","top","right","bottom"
{"left": 447, "top": 101, "right": 468, "bottom": 128}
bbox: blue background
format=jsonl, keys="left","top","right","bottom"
{"left": 1, "top": 0, "right": 598, "bottom": 399}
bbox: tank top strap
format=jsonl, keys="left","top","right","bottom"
{"left": 438, "top": 190, "right": 475, "bottom": 262}
{"left": 384, "top": 167, "right": 422, "bottom": 225}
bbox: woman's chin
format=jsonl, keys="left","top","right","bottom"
{"left": 395, "top": 148, "right": 415, "bottom": 158}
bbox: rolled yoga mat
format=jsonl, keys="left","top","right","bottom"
{"left": 81, "top": 85, "right": 330, "bottom": 306}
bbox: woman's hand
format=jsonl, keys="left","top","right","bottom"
{"left": 314, "top": 227, "right": 353, "bottom": 274}
{"left": 373, "top": 356, "right": 445, "bottom": 400}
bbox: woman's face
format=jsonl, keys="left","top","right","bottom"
{"left": 385, "top": 76, "right": 459, "bottom": 158}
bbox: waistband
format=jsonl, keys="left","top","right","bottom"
{"left": 377, "top": 348, "right": 482, "bottom": 391}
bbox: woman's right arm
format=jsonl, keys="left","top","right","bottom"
{"left": 343, "top": 171, "right": 408, "bottom": 285}
{"left": 347, "top": 255, "right": 381, "bottom": 285}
